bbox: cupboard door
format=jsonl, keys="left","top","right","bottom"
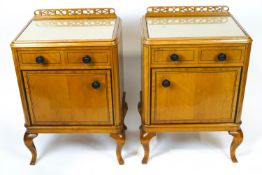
{"left": 151, "top": 68, "right": 241, "bottom": 124}
{"left": 23, "top": 70, "right": 113, "bottom": 125}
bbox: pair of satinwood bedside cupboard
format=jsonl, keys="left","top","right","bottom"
{"left": 11, "top": 6, "right": 252, "bottom": 165}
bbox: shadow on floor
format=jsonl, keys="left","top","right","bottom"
{"left": 149, "top": 132, "right": 230, "bottom": 160}
{"left": 36, "top": 130, "right": 232, "bottom": 162}
{"left": 37, "top": 130, "right": 141, "bottom": 162}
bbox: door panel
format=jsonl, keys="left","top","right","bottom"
{"left": 23, "top": 70, "right": 113, "bottom": 125}
{"left": 151, "top": 68, "right": 241, "bottom": 124}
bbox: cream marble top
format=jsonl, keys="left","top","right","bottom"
{"left": 146, "top": 16, "right": 246, "bottom": 38}
{"left": 17, "top": 19, "right": 116, "bottom": 41}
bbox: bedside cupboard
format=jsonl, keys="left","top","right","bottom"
{"left": 11, "top": 8, "right": 127, "bottom": 165}
{"left": 139, "top": 6, "right": 252, "bottom": 163}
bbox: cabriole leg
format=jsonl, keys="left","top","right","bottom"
{"left": 23, "top": 132, "right": 38, "bottom": 165}
{"left": 111, "top": 131, "right": 125, "bottom": 165}
{"left": 228, "top": 129, "right": 243, "bottom": 163}
{"left": 140, "top": 128, "right": 156, "bottom": 164}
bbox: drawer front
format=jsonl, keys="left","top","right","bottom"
{"left": 200, "top": 46, "right": 245, "bottom": 64}
{"left": 23, "top": 70, "right": 113, "bottom": 125}
{"left": 66, "top": 49, "right": 110, "bottom": 66}
{"left": 151, "top": 67, "right": 241, "bottom": 124}
{"left": 18, "top": 51, "right": 61, "bottom": 66}
{"left": 151, "top": 47, "right": 196, "bottom": 65}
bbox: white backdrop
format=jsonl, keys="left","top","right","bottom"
{"left": 0, "top": 0, "right": 261, "bottom": 175}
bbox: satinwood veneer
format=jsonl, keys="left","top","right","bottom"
{"left": 11, "top": 8, "right": 127, "bottom": 165}
{"left": 139, "top": 6, "right": 252, "bottom": 163}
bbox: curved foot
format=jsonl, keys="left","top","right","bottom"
{"left": 23, "top": 132, "right": 38, "bottom": 165}
{"left": 140, "top": 128, "right": 156, "bottom": 164}
{"left": 111, "top": 132, "right": 125, "bottom": 165}
{"left": 228, "top": 129, "right": 243, "bottom": 163}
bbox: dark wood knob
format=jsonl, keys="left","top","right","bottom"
{"left": 35, "top": 56, "right": 45, "bottom": 64}
{"left": 170, "top": 54, "right": 179, "bottom": 61}
{"left": 82, "top": 55, "right": 92, "bottom": 64}
{"left": 218, "top": 53, "right": 227, "bottom": 61}
{"left": 91, "top": 81, "right": 100, "bottom": 89}
{"left": 162, "top": 79, "right": 171, "bottom": 87}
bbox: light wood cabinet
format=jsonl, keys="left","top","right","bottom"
{"left": 11, "top": 8, "right": 127, "bottom": 165}
{"left": 151, "top": 68, "right": 241, "bottom": 124}
{"left": 23, "top": 70, "right": 113, "bottom": 125}
{"left": 139, "top": 6, "right": 252, "bottom": 163}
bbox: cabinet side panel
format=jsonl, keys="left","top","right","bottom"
{"left": 11, "top": 48, "right": 31, "bottom": 126}
{"left": 235, "top": 43, "right": 252, "bottom": 123}
{"left": 119, "top": 22, "right": 125, "bottom": 121}
{"left": 111, "top": 18, "right": 124, "bottom": 126}
{"left": 111, "top": 20, "right": 123, "bottom": 126}
{"left": 112, "top": 46, "right": 122, "bottom": 126}
{"left": 141, "top": 45, "right": 151, "bottom": 124}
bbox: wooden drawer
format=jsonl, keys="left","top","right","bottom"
{"left": 66, "top": 49, "right": 110, "bottom": 66}
{"left": 18, "top": 51, "right": 62, "bottom": 66}
{"left": 200, "top": 46, "right": 245, "bottom": 64}
{"left": 151, "top": 67, "right": 241, "bottom": 124}
{"left": 23, "top": 70, "right": 113, "bottom": 125}
{"left": 151, "top": 47, "right": 196, "bottom": 65}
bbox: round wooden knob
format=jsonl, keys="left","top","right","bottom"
{"left": 170, "top": 54, "right": 179, "bottom": 61}
{"left": 218, "top": 53, "right": 227, "bottom": 61}
{"left": 35, "top": 56, "right": 45, "bottom": 64}
{"left": 92, "top": 81, "right": 101, "bottom": 89}
{"left": 162, "top": 79, "right": 171, "bottom": 87}
{"left": 82, "top": 55, "right": 92, "bottom": 64}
